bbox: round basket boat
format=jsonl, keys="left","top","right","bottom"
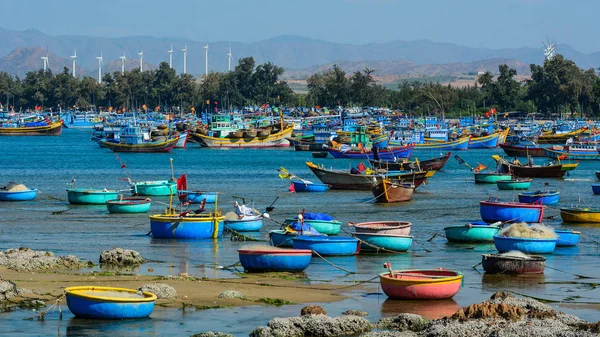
{"left": 380, "top": 269, "right": 463, "bottom": 300}
{"left": 238, "top": 247, "right": 312, "bottom": 272}
{"left": 0, "top": 189, "right": 38, "bottom": 201}
{"left": 106, "top": 197, "right": 152, "bottom": 213}
{"left": 493, "top": 235, "right": 557, "bottom": 254}
{"left": 65, "top": 286, "right": 157, "bottom": 319}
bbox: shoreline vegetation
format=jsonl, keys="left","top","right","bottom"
{"left": 1, "top": 53, "right": 599, "bottom": 119}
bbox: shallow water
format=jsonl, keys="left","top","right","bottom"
{"left": 1, "top": 129, "right": 600, "bottom": 336}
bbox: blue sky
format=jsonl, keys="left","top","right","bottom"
{"left": 3, "top": 0, "right": 599, "bottom": 52}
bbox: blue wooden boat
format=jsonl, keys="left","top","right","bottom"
{"left": 293, "top": 236, "right": 360, "bottom": 256}
{"left": 238, "top": 247, "right": 312, "bottom": 272}
{"left": 414, "top": 136, "right": 470, "bottom": 151}
{"left": 444, "top": 221, "right": 501, "bottom": 243}
{"left": 179, "top": 191, "right": 218, "bottom": 203}
{"left": 468, "top": 132, "right": 500, "bottom": 149}
{"left": 593, "top": 184, "right": 600, "bottom": 195}
{"left": 106, "top": 197, "right": 152, "bottom": 213}
{"left": 131, "top": 180, "right": 176, "bottom": 196}
{"left": 496, "top": 179, "right": 532, "bottom": 190}
{"left": 291, "top": 180, "right": 330, "bottom": 192}
{"left": 225, "top": 216, "right": 263, "bottom": 232}
{"left": 269, "top": 229, "right": 297, "bottom": 247}
{"left": 493, "top": 235, "right": 557, "bottom": 254}
{"left": 555, "top": 229, "right": 580, "bottom": 247}
{"left": 518, "top": 190, "right": 560, "bottom": 204}
{"left": 65, "top": 286, "right": 156, "bottom": 319}
{"left": 67, "top": 188, "right": 120, "bottom": 205}
{"left": 353, "top": 233, "right": 413, "bottom": 252}
{"left": 0, "top": 189, "right": 38, "bottom": 201}
{"left": 480, "top": 200, "right": 544, "bottom": 223}
{"left": 149, "top": 212, "right": 225, "bottom": 239}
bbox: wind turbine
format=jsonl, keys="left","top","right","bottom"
{"left": 542, "top": 37, "right": 557, "bottom": 61}
{"left": 168, "top": 45, "right": 174, "bottom": 69}
{"left": 204, "top": 43, "right": 209, "bottom": 77}
{"left": 96, "top": 52, "right": 103, "bottom": 84}
{"left": 181, "top": 45, "right": 187, "bottom": 74}
{"left": 138, "top": 50, "right": 144, "bottom": 71}
{"left": 227, "top": 44, "right": 232, "bottom": 72}
{"left": 119, "top": 54, "right": 127, "bottom": 75}
{"left": 70, "top": 49, "right": 77, "bottom": 77}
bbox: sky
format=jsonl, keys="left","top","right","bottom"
{"left": 2, "top": 0, "right": 599, "bottom": 53}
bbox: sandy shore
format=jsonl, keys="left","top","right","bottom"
{"left": 1, "top": 268, "right": 349, "bottom": 309}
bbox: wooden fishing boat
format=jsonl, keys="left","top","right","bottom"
{"left": 179, "top": 191, "right": 218, "bottom": 203}
{"left": 369, "top": 152, "right": 451, "bottom": 172}
{"left": 224, "top": 216, "right": 263, "bottom": 232}
{"left": 238, "top": 247, "right": 312, "bottom": 272}
{"left": 174, "top": 130, "right": 189, "bottom": 148}
{"left": 149, "top": 211, "right": 225, "bottom": 239}
{"left": 496, "top": 178, "right": 532, "bottom": 190}
{"left": 293, "top": 236, "right": 360, "bottom": 256}
{"left": 327, "top": 144, "right": 414, "bottom": 160}
{"left": 291, "top": 180, "right": 329, "bottom": 192}
{"left": 480, "top": 200, "right": 544, "bottom": 223}
{"left": 191, "top": 124, "right": 293, "bottom": 148}
{"left": 0, "top": 189, "right": 38, "bottom": 201}
{"left": 474, "top": 172, "right": 513, "bottom": 184}
{"left": 492, "top": 155, "right": 568, "bottom": 178}
{"left": 380, "top": 268, "right": 463, "bottom": 300}
{"left": 592, "top": 184, "right": 600, "bottom": 195}
{"left": 131, "top": 180, "right": 176, "bottom": 196}
{"left": 443, "top": 221, "right": 500, "bottom": 243}
{"left": 518, "top": 190, "right": 560, "bottom": 204}
{"left": 67, "top": 188, "right": 120, "bottom": 205}
{"left": 481, "top": 254, "right": 546, "bottom": 274}
{"left": 311, "top": 151, "right": 328, "bottom": 158}
{"left": 306, "top": 161, "right": 430, "bottom": 190}
{"left": 560, "top": 207, "right": 600, "bottom": 223}
{"left": 106, "top": 197, "right": 152, "bottom": 213}
{"left": 493, "top": 235, "right": 557, "bottom": 254}
{"left": 349, "top": 221, "right": 411, "bottom": 235}
{"left": 468, "top": 132, "right": 501, "bottom": 149}
{"left": 414, "top": 136, "right": 470, "bottom": 151}
{"left": 65, "top": 286, "right": 156, "bottom": 319}
{"left": 499, "top": 143, "right": 546, "bottom": 157}
{"left": 561, "top": 162, "right": 578, "bottom": 172}
{"left": 544, "top": 145, "right": 600, "bottom": 160}
{"left": 0, "top": 120, "right": 63, "bottom": 136}
{"left": 269, "top": 230, "right": 297, "bottom": 247}
{"left": 537, "top": 128, "right": 586, "bottom": 144}
{"left": 354, "top": 233, "right": 413, "bottom": 252}
{"left": 555, "top": 229, "right": 580, "bottom": 247}
{"left": 101, "top": 136, "right": 179, "bottom": 153}
{"left": 372, "top": 180, "right": 415, "bottom": 203}
{"left": 243, "top": 129, "right": 257, "bottom": 138}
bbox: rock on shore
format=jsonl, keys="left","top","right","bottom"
{"left": 0, "top": 248, "right": 84, "bottom": 271}
{"left": 139, "top": 283, "right": 177, "bottom": 299}
{"left": 0, "top": 277, "right": 31, "bottom": 300}
{"left": 249, "top": 315, "right": 372, "bottom": 337}
{"left": 99, "top": 247, "right": 145, "bottom": 266}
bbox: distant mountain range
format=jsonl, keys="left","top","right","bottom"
{"left": 0, "top": 27, "right": 599, "bottom": 78}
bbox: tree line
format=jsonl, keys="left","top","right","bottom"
{"left": 0, "top": 53, "right": 599, "bottom": 117}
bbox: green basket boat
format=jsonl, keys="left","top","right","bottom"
{"left": 130, "top": 180, "right": 176, "bottom": 196}
{"left": 474, "top": 172, "right": 513, "bottom": 184}
{"left": 444, "top": 221, "right": 501, "bottom": 243}
{"left": 496, "top": 179, "right": 532, "bottom": 190}
{"left": 284, "top": 218, "right": 342, "bottom": 235}
{"left": 106, "top": 197, "right": 152, "bottom": 213}
{"left": 67, "top": 188, "right": 121, "bottom": 205}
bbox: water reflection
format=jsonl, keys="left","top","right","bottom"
{"left": 381, "top": 298, "right": 460, "bottom": 319}
{"left": 66, "top": 317, "right": 156, "bottom": 337}
{"left": 481, "top": 273, "right": 546, "bottom": 291}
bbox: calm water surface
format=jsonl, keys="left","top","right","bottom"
{"left": 1, "top": 129, "right": 600, "bottom": 336}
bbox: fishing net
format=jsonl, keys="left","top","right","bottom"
{"left": 499, "top": 223, "right": 557, "bottom": 239}
{"left": 2, "top": 182, "right": 29, "bottom": 192}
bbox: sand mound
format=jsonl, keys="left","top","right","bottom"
{"left": 2, "top": 182, "right": 29, "bottom": 192}
{"left": 499, "top": 223, "right": 557, "bottom": 239}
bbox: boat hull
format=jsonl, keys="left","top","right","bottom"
{"left": 414, "top": 137, "right": 470, "bottom": 150}
{"left": 560, "top": 208, "right": 600, "bottom": 223}
{"left": 291, "top": 181, "right": 329, "bottom": 192}
{"left": 131, "top": 181, "right": 176, "bottom": 196}
{"left": 481, "top": 254, "right": 546, "bottom": 274}
{"left": 380, "top": 270, "right": 462, "bottom": 300}
{"left": 293, "top": 236, "right": 359, "bottom": 256}
{"left": 0, "top": 121, "right": 63, "bottom": 136}
{"left": 328, "top": 145, "right": 414, "bottom": 160}
{"left": 351, "top": 221, "right": 411, "bottom": 235}
{"left": 544, "top": 148, "right": 600, "bottom": 160}
{"left": 496, "top": 179, "right": 532, "bottom": 190}
{"left": 269, "top": 230, "right": 296, "bottom": 247}
{"left": 593, "top": 184, "right": 600, "bottom": 195}
{"left": 106, "top": 198, "right": 152, "bottom": 213}
{"left": 468, "top": 133, "right": 500, "bottom": 149}
{"left": 149, "top": 214, "right": 225, "bottom": 239}
{"left": 238, "top": 248, "right": 312, "bottom": 272}
{"left": 479, "top": 201, "right": 544, "bottom": 223}
{"left": 180, "top": 191, "right": 217, "bottom": 203}
{"left": 493, "top": 235, "right": 556, "bottom": 254}
{"left": 284, "top": 218, "right": 341, "bottom": 235}
{"left": 101, "top": 137, "right": 179, "bottom": 153}
{"left": 67, "top": 188, "right": 120, "bottom": 205}
{"left": 0, "top": 189, "right": 38, "bottom": 201}
{"left": 474, "top": 173, "right": 512, "bottom": 184}
{"left": 372, "top": 181, "right": 414, "bottom": 203}
{"left": 493, "top": 155, "right": 567, "bottom": 178}
{"left": 369, "top": 152, "right": 451, "bottom": 172}
{"left": 354, "top": 233, "right": 413, "bottom": 252}
{"left": 444, "top": 224, "right": 500, "bottom": 243}
{"left": 518, "top": 191, "right": 560, "bottom": 205}
{"left": 499, "top": 144, "right": 546, "bottom": 157}
{"left": 175, "top": 131, "right": 189, "bottom": 148}
{"left": 224, "top": 218, "right": 263, "bottom": 232}
{"left": 65, "top": 286, "right": 156, "bottom": 319}
{"left": 555, "top": 230, "right": 580, "bottom": 247}
{"left": 191, "top": 125, "right": 293, "bottom": 148}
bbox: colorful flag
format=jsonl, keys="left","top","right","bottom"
{"left": 474, "top": 164, "right": 487, "bottom": 172}
{"left": 357, "top": 162, "right": 367, "bottom": 173}
{"left": 288, "top": 182, "right": 295, "bottom": 193}
{"left": 177, "top": 174, "right": 188, "bottom": 201}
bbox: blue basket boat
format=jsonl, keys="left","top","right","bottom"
{"left": 443, "top": 221, "right": 501, "bottom": 243}
{"left": 269, "top": 230, "right": 297, "bottom": 247}
{"left": 480, "top": 200, "right": 544, "bottom": 223}
{"left": 555, "top": 229, "right": 580, "bottom": 247}
{"left": 353, "top": 233, "right": 413, "bottom": 252}
{"left": 0, "top": 189, "right": 38, "bottom": 201}
{"left": 293, "top": 236, "right": 360, "bottom": 256}
{"left": 493, "top": 235, "right": 557, "bottom": 254}
{"left": 179, "top": 191, "right": 218, "bottom": 203}
{"left": 593, "top": 184, "right": 600, "bottom": 195}
{"left": 149, "top": 212, "right": 225, "bottom": 239}
{"left": 225, "top": 216, "right": 263, "bottom": 232}
{"left": 131, "top": 180, "right": 176, "bottom": 196}
{"left": 106, "top": 197, "right": 152, "bottom": 213}
{"left": 496, "top": 179, "right": 532, "bottom": 190}
{"left": 291, "top": 180, "right": 330, "bottom": 192}
{"left": 238, "top": 247, "right": 312, "bottom": 272}
{"left": 518, "top": 190, "right": 560, "bottom": 204}
{"left": 67, "top": 188, "right": 121, "bottom": 205}
{"left": 65, "top": 286, "right": 156, "bottom": 319}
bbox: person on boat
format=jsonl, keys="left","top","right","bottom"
{"left": 512, "top": 157, "right": 522, "bottom": 165}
